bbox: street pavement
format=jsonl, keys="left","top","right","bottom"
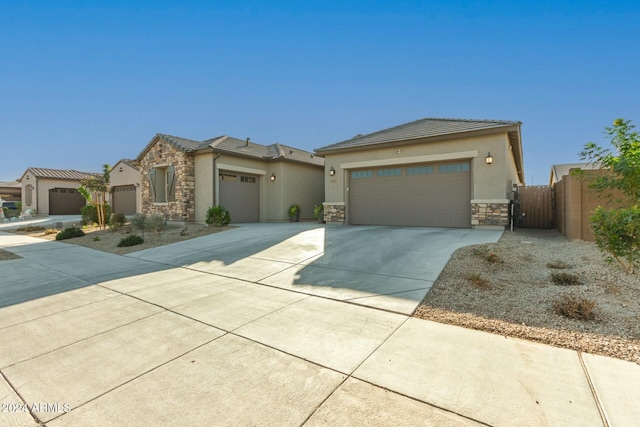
{"left": 0, "top": 222, "right": 638, "bottom": 426}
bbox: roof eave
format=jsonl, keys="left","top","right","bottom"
{"left": 316, "top": 124, "right": 522, "bottom": 155}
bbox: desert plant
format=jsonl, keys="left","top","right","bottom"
{"left": 590, "top": 205, "right": 640, "bottom": 274}
{"left": 467, "top": 273, "right": 491, "bottom": 289}
{"left": 117, "top": 234, "right": 144, "bottom": 247}
{"left": 546, "top": 260, "right": 572, "bottom": 269}
{"left": 149, "top": 213, "right": 167, "bottom": 233}
{"left": 205, "top": 205, "right": 231, "bottom": 227}
{"left": 93, "top": 236, "right": 100, "bottom": 241}
{"left": 131, "top": 213, "right": 149, "bottom": 237}
{"left": 180, "top": 226, "right": 189, "bottom": 236}
{"left": 551, "top": 272, "right": 581, "bottom": 286}
{"left": 472, "top": 245, "right": 501, "bottom": 263}
{"left": 553, "top": 293, "right": 597, "bottom": 320}
{"left": 110, "top": 212, "right": 127, "bottom": 231}
{"left": 44, "top": 228, "right": 59, "bottom": 235}
{"left": 55, "top": 226, "right": 85, "bottom": 240}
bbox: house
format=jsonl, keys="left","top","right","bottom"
{"left": 315, "top": 118, "right": 524, "bottom": 229}
{"left": 136, "top": 134, "right": 324, "bottom": 223}
{"left": 549, "top": 162, "right": 599, "bottom": 185}
{"left": 18, "top": 168, "right": 97, "bottom": 215}
{"left": 0, "top": 181, "right": 21, "bottom": 202}
{"left": 109, "top": 159, "right": 142, "bottom": 215}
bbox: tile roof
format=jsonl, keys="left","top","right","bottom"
{"left": 138, "top": 133, "right": 323, "bottom": 166}
{"left": 112, "top": 158, "right": 139, "bottom": 171}
{"left": 0, "top": 181, "right": 20, "bottom": 188}
{"left": 22, "top": 168, "right": 99, "bottom": 181}
{"left": 315, "top": 117, "right": 521, "bottom": 153}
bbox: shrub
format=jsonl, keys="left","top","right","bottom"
{"left": 149, "top": 213, "right": 167, "bottom": 233}
{"left": 55, "top": 226, "right": 85, "bottom": 240}
{"left": 117, "top": 234, "right": 144, "bottom": 247}
{"left": 313, "top": 204, "right": 324, "bottom": 220}
{"left": 205, "top": 205, "right": 231, "bottom": 227}
{"left": 131, "top": 213, "right": 149, "bottom": 236}
{"left": 110, "top": 212, "right": 127, "bottom": 231}
{"left": 44, "top": 228, "right": 59, "bottom": 235}
{"left": 546, "top": 260, "right": 571, "bottom": 269}
{"left": 590, "top": 205, "right": 640, "bottom": 274}
{"left": 472, "top": 245, "right": 501, "bottom": 263}
{"left": 93, "top": 236, "right": 100, "bottom": 241}
{"left": 466, "top": 273, "right": 491, "bottom": 289}
{"left": 553, "top": 293, "right": 597, "bottom": 320}
{"left": 551, "top": 272, "right": 581, "bottom": 286}
{"left": 81, "top": 204, "right": 112, "bottom": 226}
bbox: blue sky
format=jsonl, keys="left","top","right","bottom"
{"left": 1, "top": 1, "right": 639, "bottom": 184}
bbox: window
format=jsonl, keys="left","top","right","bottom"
{"left": 240, "top": 175, "right": 256, "bottom": 183}
{"left": 438, "top": 163, "right": 470, "bottom": 173}
{"left": 351, "top": 170, "right": 373, "bottom": 179}
{"left": 220, "top": 173, "right": 237, "bottom": 182}
{"left": 406, "top": 166, "right": 434, "bottom": 176}
{"left": 377, "top": 168, "right": 401, "bottom": 177}
{"left": 149, "top": 165, "right": 175, "bottom": 203}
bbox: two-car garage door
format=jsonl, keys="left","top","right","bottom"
{"left": 349, "top": 161, "right": 471, "bottom": 228}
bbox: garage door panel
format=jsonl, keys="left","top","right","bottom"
{"left": 112, "top": 185, "right": 137, "bottom": 215}
{"left": 219, "top": 172, "right": 259, "bottom": 223}
{"left": 349, "top": 162, "right": 470, "bottom": 228}
{"left": 49, "top": 188, "right": 87, "bottom": 215}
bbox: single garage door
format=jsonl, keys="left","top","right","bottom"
{"left": 112, "top": 185, "right": 137, "bottom": 215}
{"left": 349, "top": 161, "right": 471, "bottom": 228}
{"left": 49, "top": 188, "right": 86, "bottom": 215}
{"left": 219, "top": 171, "right": 259, "bottom": 223}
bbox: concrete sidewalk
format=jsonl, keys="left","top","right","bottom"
{"left": 0, "top": 224, "right": 638, "bottom": 426}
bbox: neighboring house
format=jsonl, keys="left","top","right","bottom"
{"left": 0, "top": 181, "right": 21, "bottom": 202}
{"left": 109, "top": 159, "right": 142, "bottom": 215}
{"left": 136, "top": 134, "right": 324, "bottom": 223}
{"left": 18, "top": 168, "right": 97, "bottom": 215}
{"left": 549, "top": 162, "right": 599, "bottom": 185}
{"left": 315, "top": 118, "right": 524, "bottom": 229}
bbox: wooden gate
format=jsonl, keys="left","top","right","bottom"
{"left": 519, "top": 185, "right": 553, "bottom": 228}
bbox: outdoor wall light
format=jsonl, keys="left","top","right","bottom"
{"left": 485, "top": 152, "right": 493, "bottom": 165}
{"left": 329, "top": 167, "right": 336, "bottom": 176}
{"left": 270, "top": 173, "right": 276, "bottom": 181}
{"left": 136, "top": 183, "right": 140, "bottom": 187}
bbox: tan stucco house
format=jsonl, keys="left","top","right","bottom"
{"left": 315, "top": 118, "right": 524, "bottom": 229}
{"left": 136, "top": 134, "right": 324, "bottom": 223}
{"left": 109, "top": 159, "right": 142, "bottom": 215}
{"left": 0, "top": 181, "right": 21, "bottom": 202}
{"left": 18, "top": 168, "right": 96, "bottom": 215}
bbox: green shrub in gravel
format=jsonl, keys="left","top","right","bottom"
{"left": 117, "top": 234, "right": 144, "bottom": 247}
{"left": 55, "top": 226, "right": 85, "bottom": 240}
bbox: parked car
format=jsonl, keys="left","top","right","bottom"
{"left": 1, "top": 201, "right": 19, "bottom": 218}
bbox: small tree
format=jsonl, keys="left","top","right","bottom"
{"left": 577, "top": 118, "right": 640, "bottom": 205}
{"left": 578, "top": 118, "right": 640, "bottom": 273}
{"left": 78, "top": 164, "right": 111, "bottom": 230}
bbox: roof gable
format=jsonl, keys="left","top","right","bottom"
{"left": 315, "top": 117, "right": 521, "bottom": 153}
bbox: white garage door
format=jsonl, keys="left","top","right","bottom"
{"left": 349, "top": 161, "right": 471, "bottom": 228}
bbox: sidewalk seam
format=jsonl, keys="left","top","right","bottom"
{"left": 578, "top": 352, "right": 609, "bottom": 427}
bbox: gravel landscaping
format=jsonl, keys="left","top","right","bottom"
{"left": 414, "top": 228, "right": 640, "bottom": 365}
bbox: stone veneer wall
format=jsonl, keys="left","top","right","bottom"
{"left": 471, "top": 202, "right": 509, "bottom": 227}
{"left": 322, "top": 203, "right": 345, "bottom": 224}
{"left": 140, "top": 141, "right": 196, "bottom": 222}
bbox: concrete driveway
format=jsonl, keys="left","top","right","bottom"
{"left": 1, "top": 223, "right": 638, "bottom": 426}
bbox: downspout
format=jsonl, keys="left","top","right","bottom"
{"left": 211, "top": 148, "right": 221, "bottom": 206}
